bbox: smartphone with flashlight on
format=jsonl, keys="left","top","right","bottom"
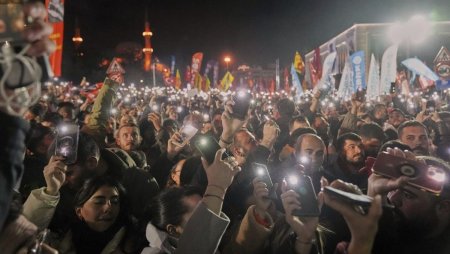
{"left": 172, "top": 124, "right": 198, "bottom": 147}
{"left": 252, "top": 162, "right": 277, "bottom": 199}
{"left": 55, "top": 123, "right": 80, "bottom": 165}
{"left": 232, "top": 90, "right": 252, "bottom": 120}
{"left": 194, "top": 135, "right": 231, "bottom": 165}
{"left": 286, "top": 174, "right": 320, "bottom": 217}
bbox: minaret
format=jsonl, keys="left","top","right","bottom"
{"left": 142, "top": 10, "right": 153, "bottom": 72}
{"left": 72, "top": 17, "right": 83, "bottom": 56}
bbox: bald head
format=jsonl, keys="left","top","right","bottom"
{"left": 295, "top": 134, "right": 326, "bottom": 173}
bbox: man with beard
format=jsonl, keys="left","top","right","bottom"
{"left": 370, "top": 104, "right": 388, "bottom": 126}
{"left": 357, "top": 123, "right": 386, "bottom": 158}
{"left": 398, "top": 120, "right": 430, "bottom": 155}
{"left": 115, "top": 123, "right": 147, "bottom": 167}
{"left": 326, "top": 133, "right": 367, "bottom": 191}
{"left": 366, "top": 149, "right": 450, "bottom": 254}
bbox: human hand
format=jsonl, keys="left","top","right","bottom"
{"left": 167, "top": 132, "right": 184, "bottom": 160}
{"left": 203, "top": 149, "right": 241, "bottom": 191}
{"left": 260, "top": 120, "right": 280, "bottom": 150}
{"left": 280, "top": 180, "right": 322, "bottom": 242}
{"left": 252, "top": 177, "right": 276, "bottom": 218}
{"left": 0, "top": 215, "right": 37, "bottom": 254}
{"left": 148, "top": 112, "right": 162, "bottom": 131}
{"left": 367, "top": 147, "right": 414, "bottom": 197}
{"left": 221, "top": 100, "right": 246, "bottom": 143}
{"left": 324, "top": 180, "right": 382, "bottom": 254}
{"left": 43, "top": 156, "right": 67, "bottom": 196}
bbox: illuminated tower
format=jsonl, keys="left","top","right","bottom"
{"left": 72, "top": 18, "right": 83, "bottom": 57}
{"left": 142, "top": 11, "right": 153, "bottom": 71}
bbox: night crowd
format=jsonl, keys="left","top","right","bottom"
{"left": 2, "top": 3, "right": 450, "bottom": 254}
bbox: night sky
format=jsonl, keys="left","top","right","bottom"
{"left": 63, "top": 0, "right": 450, "bottom": 80}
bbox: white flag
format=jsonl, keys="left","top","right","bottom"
{"left": 380, "top": 44, "right": 398, "bottom": 94}
{"left": 337, "top": 59, "right": 353, "bottom": 99}
{"left": 367, "top": 54, "right": 380, "bottom": 99}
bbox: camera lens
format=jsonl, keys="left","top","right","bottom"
{"left": 399, "top": 164, "right": 416, "bottom": 177}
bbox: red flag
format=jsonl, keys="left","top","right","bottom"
{"left": 185, "top": 66, "right": 192, "bottom": 83}
{"left": 269, "top": 79, "right": 276, "bottom": 94}
{"left": 45, "top": 0, "right": 65, "bottom": 76}
{"left": 284, "top": 67, "right": 290, "bottom": 92}
{"left": 191, "top": 52, "right": 203, "bottom": 84}
{"left": 310, "top": 48, "right": 322, "bottom": 86}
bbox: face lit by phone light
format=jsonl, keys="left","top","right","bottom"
{"left": 116, "top": 125, "right": 142, "bottom": 152}
{"left": 76, "top": 185, "right": 121, "bottom": 232}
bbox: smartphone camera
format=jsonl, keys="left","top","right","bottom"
{"left": 399, "top": 164, "right": 417, "bottom": 177}
{"left": 55, "top": 123, "right": 79, "bottom": 165}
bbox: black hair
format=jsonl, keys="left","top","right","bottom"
{"left": 357, "top": 123, "right": 386, "bottom": 142}
{"left": 42, "top": 112, "right": 63, "bottom": 126}
{"left": 149, "top": 186, "right": 203, "bottom": 232}
{"left": 289, "top": 127, "right": 317, "bottom": 147}
{"left": 26, "top": 124, "right": 54, "bottom": 154}
{"left": 390, "top": 108, "right": 405, "bottom": 117}
{"left": 335, "top": 133, "right": 362, "bottom": 152}
{"left": 74, "top": 176, "right": 126, "bottom": 209}
{"left": 289, "top": 115, "right": 310, "bottom": 129}
{"left": 397, "top": 120, "right": 427, "bottom": 138}
{"left": 29, "top": 104, "right": 46, "bottom": 119}
{"left": 276, "top": 98, "right": 295, "bottom": 117}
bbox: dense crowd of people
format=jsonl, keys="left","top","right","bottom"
{"left": 2, "top": 3, "right": 450, "bottom": 254}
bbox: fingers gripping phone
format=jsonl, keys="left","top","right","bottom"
{"left": 194, "top": 135, "right": 231, "bottom": 165}
{"left": 55, "top": 123, "right": 80, "bottom": 165}
{"left": 372, "top": 152, "right": 446, "bottom": 194}
{"left": 324, "top": 186, "right": 394, "bottom": 215}
{"left": 252, "top": 162, "right": 277, "bottom": 199}
{"left": 232, "top": 90, "right": 252, "bottom": 120}
{"left": 172, "top": 124, "right": 198, "bottom": 147}
{"left": 286, "top": 174, "right": 320, "bottom": 217}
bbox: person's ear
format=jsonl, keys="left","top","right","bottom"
{"left": 85, "top": 156, "right": 99, "bottom": 170}
{"left": 75, "top": 207, "right": 83, "bottom": 220}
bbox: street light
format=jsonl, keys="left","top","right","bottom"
{"left": 224, "top": 56, "right": 231, "bottom": 71}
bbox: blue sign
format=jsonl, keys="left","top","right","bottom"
{"left": 436, "top": 79, "right": 450, "bottom": 91}
{"left": 351, "top": 51, "right": 366, "bottom": 91}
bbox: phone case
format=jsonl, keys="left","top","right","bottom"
{"left": 172, "top": 125, "right": 198, "bottom": 147}
{"left": 287, "top": 175, "right": 320, "bottom": 217}
{"left": 372, "top": 152, "right": 445, "bottom": 194}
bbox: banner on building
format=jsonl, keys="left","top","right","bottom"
{"left": 351, "top": 51, "right": 366, "bottom": 91}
